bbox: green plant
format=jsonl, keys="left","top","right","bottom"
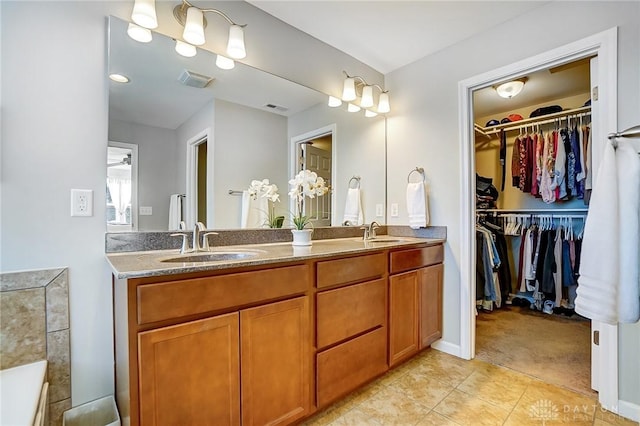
{"left": 288, "top": 170, "right": 329, "bottom": 230}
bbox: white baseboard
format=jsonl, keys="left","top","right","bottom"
{"left": 430, "top": 340, "right": 461, "bottom": 358}
{"left": 618, "top": 399, "right": 640, "bottom": 422}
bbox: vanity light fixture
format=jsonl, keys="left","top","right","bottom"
{"left": 340, "top": 71, "right": 390, "bottom": 113}
{"left": 365, "top": 110, "right": 378, "bottom": 118}
{"left": 216, "top": 55, "right": 235, "bottom": 70}
{"left": 109, "top": 73, "right": 130, "bottom": 83}
{"left": 327, "top": 96, "right": 342, "bottom": 107}
{"left": 495, "top": 78, "right": 527, "bottom": 99}
{"left": 175, "top": 40, "right": 197, "bottom": 57}
{"left": 347, "top": 103, "right": 361, "bottom": 113}
{"left": 131, "top": 0, "right": 158, "bottom": 29}
{"left": 127, "top": 23, "right": 152, "bottom": 43}
{"left": 172, "top": 0, "right": 247, "bottom": 59}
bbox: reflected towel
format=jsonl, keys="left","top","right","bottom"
{"left": 241, "top": 191, "right": 268, "bottom": 228}
{"left": 168, "top": 194, "right": 182, "bottom": 230}
{"left": 406, "top": 181, "right": 429, "bottom": 229}
{"left": 343, "top": 188, "right": 363, "bottom": 225}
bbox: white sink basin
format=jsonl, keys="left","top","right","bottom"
{"left": 161, "top": 251, "right": 262, "bottom": 263}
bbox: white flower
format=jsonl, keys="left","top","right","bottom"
{"left": 247, "top": 178, "right": 280, "bottom": 202}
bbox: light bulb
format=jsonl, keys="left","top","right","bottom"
{"left": 226, "top": 25, "right": 246, "bottom": 59}
{"left": 365, "top": 110, "right": 378, "bottom": 118}
{"left": 127, "top": 23, "right": 152, "bottom": 43}
{"left": 361, "top": 85, "right": 374, "bottom": 108}
{"left": 377, "top": 92, "right": 390, "bottom": 113}
{"left": 347, "top": 103, "right": 361, "bottom": 113}
{"left": 342, "top": 77, "right": 356, "bottom": 101}
{"left": 495, "top": 80, "right": 525, "bottom": 98}
{"left": 175, "top": 40, "right": 197, "bottom": 58}
{"left": 183, "top": 7, "right": 205, "bottom": 46}
{"left": 327, "top": 96, "right": 342, "bottom": 107}
{"left": 216, "top": 55, "right": 235, "bottom": 70}
{"left": 131, "top": 0, "right": 158, "bottom": 29}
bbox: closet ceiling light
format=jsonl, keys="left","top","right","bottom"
{"left": 127, "top": 23, "right": 153, "bottom": 43}
{"left": 109, "top": 73, "right": 130, "bottom": 83}
{"left": 175, "top": 40, "right": 197, "bottom": 57}
{"left": 340, "top": 71, "right": 391, "bottom": 114}
{"left": 495, "top": 79, "right": 526, "bottom": 99}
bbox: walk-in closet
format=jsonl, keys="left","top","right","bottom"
{"left": 472, "top": 58, "right": 595, "bottom": 396}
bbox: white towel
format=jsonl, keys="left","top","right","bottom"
{"left": 168, "top": 194, "right": 182, "bottom": 230}
{"left": 406, "top": 181, "right": 429, "bottom": 229}
{"left": 342, "top": 188, "right": 363, "bottom": 225}
{"left": 576, "top": 141, "right": 640, "bottom": 324}
{"left": 241, "top": 191, "right": 268, "bottom": 228}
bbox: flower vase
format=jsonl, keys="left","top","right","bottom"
{"left": 291, "top": 229, "right": 313, "bottom": 246}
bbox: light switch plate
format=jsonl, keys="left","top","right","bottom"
{"left": 375, "top": 204, "right": 384, "bottom": 217}
{"left": 71, "top": 189, "right": 93, "bottom": 217}
{"left": 390, "top": 203, "right": 399, "bottom": 217}
{"left": 139, "top": 206, "right": 153, "bottom": 215}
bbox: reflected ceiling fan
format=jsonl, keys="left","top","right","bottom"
{"left": 108, "top": 153, "right": 132, "bottom": 167}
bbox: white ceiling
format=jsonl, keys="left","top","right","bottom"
{"left": 248, "top": 1, "right": 551, "bottom": 74}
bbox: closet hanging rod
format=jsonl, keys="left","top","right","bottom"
{"left": 477, "top": 106, "right": 592, "bottom": 136}
{"left": 477, "top": 208, "right": 588, "bottom": 213}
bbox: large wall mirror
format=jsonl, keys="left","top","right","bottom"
{"left": 107, "top": 16, "right": 386, "bottom": 231}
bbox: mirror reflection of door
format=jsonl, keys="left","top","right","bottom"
{"left": 298, "top": 134, "right": 332, "bottom": 226}
{"left": 107, "top": 142, "right": 138, "bottom": 231}
{"left": 196, "top": 141, "right": 207, "bottom": 224}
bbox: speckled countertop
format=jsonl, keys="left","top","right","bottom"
{"left": 107, "top": 236, "right": 445, "bottom": 279}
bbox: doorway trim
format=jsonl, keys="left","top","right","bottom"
{"left": 186, "top": 128, "right": 211, "bottom": 229}
{"left": 290, "top": 124, "right": 337, "bottom": 225}
{"left": 458, "top": 27, "right": 618, "bottom": 409}
{"left": 108, "top": 141, "right": 139, "bottom": 231}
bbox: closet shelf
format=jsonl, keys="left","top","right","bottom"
{"left": 475, "top": 105, "right": 591, "bottom": 137}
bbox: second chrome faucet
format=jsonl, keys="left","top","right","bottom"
{"left": 172, "top": 222, "right": 218, "bottom": 254}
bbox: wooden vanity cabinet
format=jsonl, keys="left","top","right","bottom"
{"left": 388, "top": 245, "right": 444, "bottom": 367}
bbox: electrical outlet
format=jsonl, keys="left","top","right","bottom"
{"left": 71, "top": 189, "right": 93, "bottom": 217}
{"left": 375, "top": 204, "right": 384, "bottom": 217}
{"left": 139, "top": 206, "right": 153, "bottom": 216}
{"left": 390, "top": 203, "right": 399, "bottom": 217}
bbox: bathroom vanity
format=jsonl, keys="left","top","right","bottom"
{"left": 108, "top": 236, "right": 444, "bottom": 426}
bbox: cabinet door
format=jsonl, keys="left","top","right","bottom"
{"left": 420, "top": 263, "right": 444, "bottom": 348}
{"left": 241, "top": 297, "right": 310, "bottom": 426}
{"left": 389, "top": 271, "right": 419, "bottom": 367}
{"left": 138, "top": 313, "right": 240, "bottom": 426}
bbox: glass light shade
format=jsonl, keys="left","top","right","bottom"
{"left": 327, "top": 96, "right": 342, "bottom": 107}
{"left": 342, "top": 77, "right": 356, "bottom": 101}
{"left": 361, "top": 85, "right": 374, "bottom": 108}
{"left": 183, "top": 7, "right": 205, "bottom": 46}
{"left": 109, "top": 73, "right": 130, "bottom": 83}
{"left": 216, "top": 55, "right": 235, "bottom": 70}
{"left": 131, "top": 0, "right": 157, "bottom": 29}
{"left": 495, "top": 80, "right": 525, "bottom": 98}
{"left": 226, "top": 25, "right": 246, "bottom": 59}
{"left": 175, "top": 40, "right": 197, "bottom": 58}
{"left": 127, "top": 23, "right": 152, "bottom": 43}
{"left": 377, "top": 92, "right": 390, "bottom": 113}
{"left": 365, "top": 110, "right": 378, "bottom": 118}
{"left": 347, "top": 103, "right": 361, "bottom": 113}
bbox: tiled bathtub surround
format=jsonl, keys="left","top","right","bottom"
{"left": 0, "top": 268, "right": 71, "bottom": 426}
{"left": 105, "top": 225, "right": 447, "bottom": 253}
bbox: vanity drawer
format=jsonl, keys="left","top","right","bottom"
{"left": 316, "top": 327, "right": 387, "bottom": 408}
{"left": 316, "top": 252, "right": 386, "bottom": 289}
{"left": 137, "top": 264, "right": 309, "bottom": 325}
{"left": 316, "top": 278, "right": 386, "bottom": 349}
{"left": 390, "top": 244, "right": 443, "bottom": 274}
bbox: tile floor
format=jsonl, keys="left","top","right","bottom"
{"left": 303, "top": 349, "right": 638, "bottom": 426}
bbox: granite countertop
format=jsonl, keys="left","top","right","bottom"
{"left": 107, "top": 236, "right": 445, "bottom": 279}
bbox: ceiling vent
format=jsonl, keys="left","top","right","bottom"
{"left": 178, "top": 70, "right": 214, "bottom": 88}
{"left": 263, "top": 103, "right": 289, "bottom": 113}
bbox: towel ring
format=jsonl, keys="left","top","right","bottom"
{"left": 407, "top": 167, "right": 426, "bottom": 183}
{"left": 349, "top": 176, "right": 361, "bottom": 189}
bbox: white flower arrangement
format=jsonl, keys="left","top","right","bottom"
{"left": 247, "top": 179, "right": 282, "bottom": 228}
{"left": 288, "top": 170, "right": 329, "bottom": 230}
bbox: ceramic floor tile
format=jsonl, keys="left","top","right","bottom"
{"left": 433, "top": 389, "right": 511, "bottom": 426}
{"left": 356, "top": 386, "right": 430, "bottom": 425}
{"left": 302, "top": 399, "right": 358, "bottom": 425}
{"left": 456, "top": 366, "right": 531, "bottom": 411}
{"left": 409, "top": 354, "right": 476, "bottom": 388}
{"left": 387, "top": 369, "right": 454, "bottom": 409}
{"left": 328, "top": 408, "right": 382, "bottom": 426}
{"left": 593, "top": 406, "right": 640, "bottom": 426}
{"left": 414, "top": 411, "right": 463, "bottom": 426}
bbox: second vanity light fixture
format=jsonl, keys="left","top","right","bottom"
{"left": 130, "top": 0, "right": 247, "bottom": 67}
{"left": 328, "top": 71, "right": 390, "bottom": 116}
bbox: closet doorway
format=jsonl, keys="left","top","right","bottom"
{"left": 458, "top": 28, "right": 619, "bottom": 410}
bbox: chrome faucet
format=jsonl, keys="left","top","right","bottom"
{"left": 361, "top": 221, "right": 381, "bottom": 240}
{"left": 171, "top": 222, "right": 218, "bottom": 254}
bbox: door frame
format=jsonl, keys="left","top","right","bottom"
{"left": 457, "top": 27, "right": 618, "bottom": 410}
{"left": 186, "top": 128, "right": 212, "bottom": 229}
{"left": 107, "top": 141, "right": 139, "bottom": 231}
{"left": 290, "top": 124, "right": 337, "bottom": 225}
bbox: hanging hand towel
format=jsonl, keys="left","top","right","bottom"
{"left": 168, "top": 194, "right": 182, "bottom": 230}
{"left": 406, "top": 181, "right": 429, "bottom": 229}
{"left": 241, "top": 191, "right": 268, "bottom": 229}
{"left": 342, "top": 188, "right": 363, "bottom": 225}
